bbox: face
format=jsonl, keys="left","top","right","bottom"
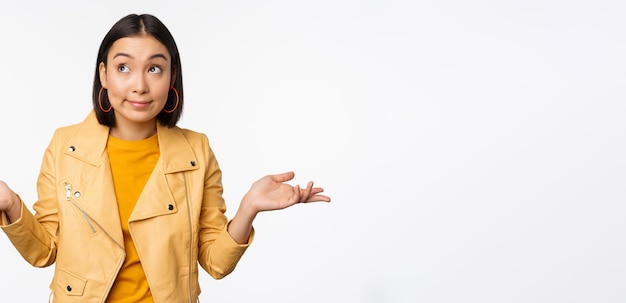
{"left": 99, "top": 35, "right": 173, "bottom": 133}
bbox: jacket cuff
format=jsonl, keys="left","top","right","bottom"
{"left": 223, "top": 220, "right": 255, "bottom": 247}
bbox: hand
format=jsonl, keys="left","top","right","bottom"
{"left": 242, "top": 171, "right": 331, "bottom": 213}
{"left": 0, "top": 181, "right": 21, "bottom": 223}
{"left": 0, "top": 181, "right": 17, "bottom": 211}
{"left": 228, "top": 172, "right": 330, "bottom": 244}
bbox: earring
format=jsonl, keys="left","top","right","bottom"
{"left": 98, "top": 87, "right": 112, "bottom": 113}
{"left": 164, "top": 87, "right": 179, "bottom": 113}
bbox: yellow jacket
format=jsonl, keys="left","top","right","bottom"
{"left": 1, "top": 111, "right": 253, "bottom": 302}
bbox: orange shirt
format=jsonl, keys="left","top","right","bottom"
{"left": 106, "top": 133, "right": 159, "bottom": 303}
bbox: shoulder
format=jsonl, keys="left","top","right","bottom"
{"left": 177, "top": 127, "right": 208, "bottom": 141}
{"left": 163, "top": 126, "right": 209, "bottom": 145}
{"left": 47, "top": 111, "right": 108, "bottom": 147}
{"left": 52, "top": 120, "right": 84, "bottom": 139}
{"left": 51, "top": 110, "right": 103, "bottom": 136}
{"left": 176, "top": 127, "right": 214, "bottom": 154}
{"left": 160, "top": 126, "right": 220, "bottom": 170}
{"left": 160, "top": 125, "right": 216, "bottom": 158}
{"left": 47, "top": 112, "right": 97, "bottom": 145}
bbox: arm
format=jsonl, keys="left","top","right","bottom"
{"left": 196, "top": 135, "right": 330, "bottom": 277}
{"left": 0, "top": 135, "right": 59, "bottom": 268}
{"left": 197, "top": 136, "right": 252, "bottom": 279}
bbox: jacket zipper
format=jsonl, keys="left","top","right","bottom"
{"left": 183, "top": 173, "right": 194, "bottom": 303}
{"left": 65, "top": 183, "right": 96, "bottom": 233}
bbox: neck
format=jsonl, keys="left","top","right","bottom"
{"left": 110, "top": 120, "right": 157, "bottom": 141}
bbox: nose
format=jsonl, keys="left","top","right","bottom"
{"left": 132, "top": 73, "right": 148, "bottom": 94}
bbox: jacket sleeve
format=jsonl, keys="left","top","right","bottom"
{"left": 0, "top": 133, "right": 60, "bottom": 268}
{"left": 197, "top": 134, "right": 254, "bottom": 279}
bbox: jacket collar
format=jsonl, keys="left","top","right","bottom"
{"left": 66, "top": 110, "right": 199, "bottom": 174}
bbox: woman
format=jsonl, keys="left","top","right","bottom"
{"left": 0, "top": 13, "right": 330, "bottom": 302}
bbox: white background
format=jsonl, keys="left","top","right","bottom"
{"left": 1, "top": 0, "right": 625, "bottom": 302}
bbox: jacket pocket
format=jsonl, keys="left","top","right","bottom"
{"left": 54, "top": 269, "right": 87, "bottom": 297}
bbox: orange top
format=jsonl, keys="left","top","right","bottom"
{"left": 106, "top": 133, "right": 159, "bottom": 303}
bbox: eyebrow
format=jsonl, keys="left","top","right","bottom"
{"left": 112, "top": 52, "right": 169, "bottom": 61}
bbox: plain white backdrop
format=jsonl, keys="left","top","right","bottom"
{"left": 1, "top": 0, "right": 625, "bottom": 302}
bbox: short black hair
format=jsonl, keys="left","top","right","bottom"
{"left": 92, "top": 13, "right": 183, "bottom": 127}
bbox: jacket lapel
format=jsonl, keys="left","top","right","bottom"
{"left": 129, "top": 122, "right": 200, "bottom": 222}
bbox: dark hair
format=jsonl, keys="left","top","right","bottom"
{"left": 92, "top": 14, "right": 183, "bottom": 127}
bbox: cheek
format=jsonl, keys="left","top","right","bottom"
{"left": 106, "top": 77, "right": 128, "bottom": 97}
{"left": 154, "top": 82, "right": 171, "bottom": 102}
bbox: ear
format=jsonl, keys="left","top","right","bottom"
{"left": 99, "top": 62, "right": 108, "bottom": 88}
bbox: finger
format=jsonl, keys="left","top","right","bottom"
{"left": 292, "top": 184, "right": 302, "bottom": 204}
{"left": 270, "top": 171, "right": 295, "bottom": 183}
{"left": 305, "top": 194, "right": 331, "bottom": 203}
{"left": 299, "top": 181, "right": 313, "bottom": 202}
{"left": 309, "top": 187, "right": 325, "bottom": 195}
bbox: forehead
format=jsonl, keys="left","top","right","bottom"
{"left": 108, "top": 35, "right": 170, "bottom": 60}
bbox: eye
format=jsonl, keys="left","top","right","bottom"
{"left": 117, "top": 65, "right": 129, "bottom": 73}
{"left": 148, "top": 66, "right": 162, "bottom": 73}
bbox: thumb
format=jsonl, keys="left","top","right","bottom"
{"left": 270, "top": 171, "right": 295, "bottom": 183}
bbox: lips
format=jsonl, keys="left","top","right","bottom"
{"left": 127, "top": 100, "right": 152, "bottom": 108}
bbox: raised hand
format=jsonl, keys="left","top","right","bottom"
{"left": 242, "top": 171, "right": 331, "bottom": 213}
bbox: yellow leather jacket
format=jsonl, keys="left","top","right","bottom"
{"left": 1, "top": 111, "right": 253, "bottom": 302}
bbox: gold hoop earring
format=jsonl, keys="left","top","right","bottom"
{"left": 164, "top": 87, "right": 179, "bottom": 114}
{"left": 98, "top": 87, "right": 112, "bottom": 113}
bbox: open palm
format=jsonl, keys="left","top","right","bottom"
{"left": 244, "top": 171, "right": 331, "bottom": 212}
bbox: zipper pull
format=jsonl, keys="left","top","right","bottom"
{"left": 65, "top": 184, "right": 71, "bottom": 201}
